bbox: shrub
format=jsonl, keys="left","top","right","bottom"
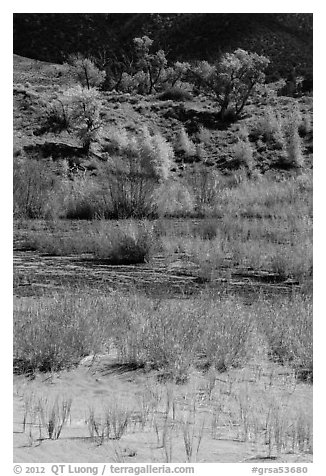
{"left": 44, "top": 97, "right": 72, "bottom": 133}
{"left": 94, "top": 222, "right": 154, "bottom": 264}
{"left": 103, "top": 126, "right": 130, "bottom": 153}
{"left": 117, "top": 71, "right": 150, "bottom": 94}
{"left": 174, "top": 127, "right": 196, "bottom": 160}
{"left": 46, "top": 86, "right": 102, "bottom": 151}
{"left": 282, "top": 111, "right": 304, "bottom": 168}
{"left": 138, "top": 126, "right": 174, "bottom": 181}
{"left": 62, "top": 174, "right": 108, "bottom": 220}
{"left": 102, "top": 127, "right": 174, "bottom": 218}
{"left": 65, "top": 86, "right": 102, "bottom": 151}
{"left": 231, "top": 139, "right": 254, "bottom": 172}
{"left": 196, "top": 126, "right": 211, "bottom": 145}
{"left": 67, "top": 54, "right": 106, "bottom": 89}
{"left": 152, "top": 180, "right": 195, "bottom": 217}
{"left": 251, "top": 107, "right": 284, "bottom": 148}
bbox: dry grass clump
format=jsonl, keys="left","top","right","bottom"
{"left": 37, "top": 396, "right": 72, "bottom": 440}
{"left": 88, "top": 403, "right": 131, "bottom": 443}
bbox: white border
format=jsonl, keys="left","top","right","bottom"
{"left": 3, "top": 5, "right": 323, "bottom": 474}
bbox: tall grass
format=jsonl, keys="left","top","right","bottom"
{"left": 13, "top": 293, "right": 111, "bottom": 373}
{"left": 14, "top": 290, "right": 311, "bottom": 380}
{"left": 13, "top": 158, "right": 58, "bottom": 219}
{"left": 254, "top": 294, "right": 313, "bottom": 379}
{"left": 158, "top": 208, "right": 312, "bottom": 283}
{"left": 23, "top": 220, "right": 155, "bottom": 264}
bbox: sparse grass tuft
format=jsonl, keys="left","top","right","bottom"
{"left": 22, "top": 394, "right": 72, "bottom": 441}
{"left": 88, "top": 403, "right": 131, "bottom": 443}
{"left": 37, "top": 396, "right": 72, "bottom": 440}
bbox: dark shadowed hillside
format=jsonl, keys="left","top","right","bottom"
{"left": 13, "top": 13, "right": 312, "bottom": 83}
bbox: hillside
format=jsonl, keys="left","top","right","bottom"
{"left": 13, "top": 54, "right": 313, "bottom": 179}
{"left": 13, "top": 13, "right": 313, "bottom": 83}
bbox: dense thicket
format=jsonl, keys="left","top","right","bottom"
{"left": 13, "top": 13, "right": 312, "bottom": 84}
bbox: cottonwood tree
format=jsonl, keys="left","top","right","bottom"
{"left": 133, "top": 36, "right": 167, "bottom": 94}
{"left": 191, "top": 49, "right": 270, "bottom": 120}
{"left": 163, "top": 61, "right": 191, "bottom": 88}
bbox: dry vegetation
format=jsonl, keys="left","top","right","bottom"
{"left": 13, "top": 54, "right": 312, "bottom": 463}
